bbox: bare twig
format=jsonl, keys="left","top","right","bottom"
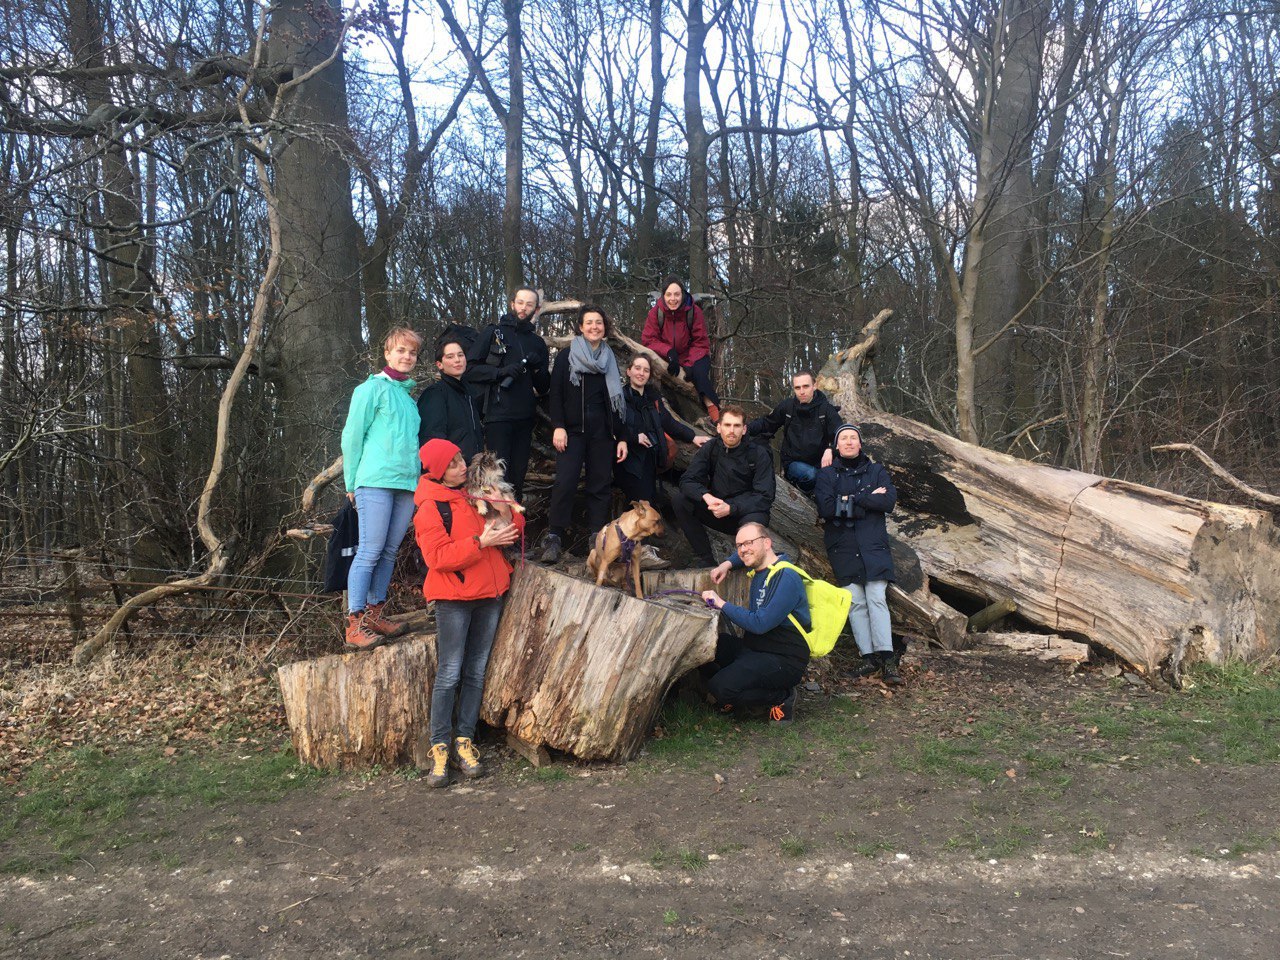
{"left": 1151, "top": 443, "right": 1280, "bottom": 509}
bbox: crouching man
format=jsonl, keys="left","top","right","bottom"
{"left": 700, "top": 523, "right": 809, "bottom": 725}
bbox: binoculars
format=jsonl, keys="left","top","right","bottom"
{"left": 833, "top": 495, "right": 857, "bottom": 520}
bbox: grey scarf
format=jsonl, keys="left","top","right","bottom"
{"left": 568, "top": 336, "right": 625, "bottom": 419}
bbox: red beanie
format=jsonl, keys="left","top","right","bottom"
{"left": 420, "top": 439, "right": 461, "bottom": 481}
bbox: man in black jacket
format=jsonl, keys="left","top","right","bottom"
{"left": 418, "top": 337, "right": 485, "bottom": 463}
{"left": 464, "top": 287, "right": 551, "bottom": 500}
{"left": 672, "top": 405, "right": 775, "bottom": 566}
{"left": 746, "top": 371, "right": 841, "bottom": 492}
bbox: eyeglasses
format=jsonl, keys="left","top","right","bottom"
{"left": 734, "top": 535, "right": 768, "bottom": 550}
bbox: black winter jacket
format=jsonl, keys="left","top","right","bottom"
{"left": 417, "top": 374, "right": 485, "bottom": 463}
{"left": 679, "top": 438, "right": 776, "bottom": 519}
{"left": 464, "top": 313, "right": 551, "bottom": 422}
{"left": 747, "top": 390, "right": 842, "bottom": 468}
{"left": 814, "top": 454, "right": 897, "bottom": 585}
{"left": 547, "top": 348, "right": 623, "bottom": 439}
{"left": 617, "top": 383, "right": 696, "bottom": 479}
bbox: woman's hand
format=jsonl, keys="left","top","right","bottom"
{"left": 872, "top": 486, "right": 887, "bottom": 495}
{"left": 479, "top": 521, "right": 520, "bottom": 549}
{"left": 553, "top": 428, "right": 568, "bottom": 452}
{"left": 638, "top": 433, "right": 653, "bottom": 449}
{"left": 616, "top": 441, "right": 628, "bottom": 463}
{"left": 692, "top": 435, "right": 710, "bottom": 447}
{"left": 346, "top": 492, "right": 355, "bottom": 506}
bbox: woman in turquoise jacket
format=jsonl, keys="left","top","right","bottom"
{"left": 340, "top": 326, "right": 424, "bottom": 650}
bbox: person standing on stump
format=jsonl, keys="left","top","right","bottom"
{"left": 814, "top": 424, "right": 904, "bottom": 685}
{"left": 414, "top": 438, "right": 523, "bottom": 787}
{"left": 539, "top": 304, "right": 628, "bottom": 564}
{"left": 641, "top": 276, "right": 722, "bottom": 424}
{"left": 465, "top": 286, "right": 550, "bottom": 501}
{"left": 340, "top": 326, "right": 423, "bottom": 651}
{"left": 700, "top": 523, "right": 810, "bottom": 724}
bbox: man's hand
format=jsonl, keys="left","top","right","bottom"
{"left": 700, "top": 590, "right": 725, "bottom": 610}
{"left": 616, "top": 441, "right": 628, "bottom": 463}
{"left": 872, "top": 486, "right": 886, "bottom": 494}
{"left": 692, "top": 435, "right": 710, "bottom": 447}
{"left": 821, "top": 448, "right": 834, "bottom": 468}
{"left": 708, "top": 500, "right": 732, "bottom": 519}
{"left": 553, "top": 428, "right": 568, "bottom": 452}
{"left": 709, "top": 561, "right": 733, "bottom": 584}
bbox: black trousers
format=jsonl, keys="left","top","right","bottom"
{"left": 548, "top": 419, "right": 615, "bottom": 535}
{"left": 670, "top": 488, "right": 768, "bottom": 564}
{"left": 485, "top": 419, "right": 534, "bottom": 501}
{"left": 705, "top": 632, "right": 805, "bottom": 708}
{"left": 615, "top": 447, "right": 661, "bottom": 505}
{"left": 685, "top": 355, "right": 720, "bottom": 406}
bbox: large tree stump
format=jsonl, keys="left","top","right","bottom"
{"left": 277, "top": 632, "right": 436, "bottom": 770}
{"left": 816, "top": 312, "right": 1280, "bottom": 682}
{"left": 481, "top": 564, "right": 719, "bottom": 761}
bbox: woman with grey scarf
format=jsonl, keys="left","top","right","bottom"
{"left": 540, "top": 304, "right": 629, "bottom": 563}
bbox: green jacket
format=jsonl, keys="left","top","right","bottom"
{"left": 342, "top": 374, "right": 421, "bottom": 493}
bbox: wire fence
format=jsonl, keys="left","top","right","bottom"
{"left": 0, "top": 548, "right": 429, "bottom": 665}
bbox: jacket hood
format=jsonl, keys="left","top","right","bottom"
{"left": 371, "top": 371, "right": 416, "bottom": 391}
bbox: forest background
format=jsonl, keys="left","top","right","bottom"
{"left": 2, "top": 0, "right": 1277, "bottom": 579}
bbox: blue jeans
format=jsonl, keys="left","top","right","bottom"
{"left": 784, "top": 460, "right": 819, "bottom": 492}
{"left": 348, "top": 487, "right": 416, "bottom": 614}
{"left": 846, "top": 580, "right": 892, "bottom": 656}
{"left": 430, "top": 597, "right": 505, "bottom": 745}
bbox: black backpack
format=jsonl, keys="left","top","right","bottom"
{"left": 435, "top": 323, "right": 481, "bottom": 356}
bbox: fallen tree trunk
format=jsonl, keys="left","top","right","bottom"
{"left": 817, "top": 314, "right": 1280, "bottom": 683}
{"left": 481, "top": 564, "right": 719, "bottom": 761}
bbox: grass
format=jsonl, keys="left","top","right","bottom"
{"left": 0, "top": 743, "right": 325, "bottom": 874}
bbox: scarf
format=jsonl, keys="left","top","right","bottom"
{"left": 382, "top": 365, "right": 410, "bottom": 381}
{"left": 568, "top": 336, "right": 625, "bottom": 419}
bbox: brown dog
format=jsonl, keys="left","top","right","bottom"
{"left": 586, "top": 500, "right": 665, "bottom": 598}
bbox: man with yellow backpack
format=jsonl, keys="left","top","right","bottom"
{"left": 702, "top": 523, "right": 852, "bottom": 724}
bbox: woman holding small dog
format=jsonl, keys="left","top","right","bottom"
{"left": 414, "top": 438, "right": 524, "bottom": 787}
{"left": 540, "top": 305, "right": 628, "bottom": 564}
{"left": 616, "top": 353, "right": 709, "bottom": 505}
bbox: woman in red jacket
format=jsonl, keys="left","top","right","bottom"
{"left": 641, "top": 276, "right": 721, "bottom": 423}
{"left": 414, "top": 438, "right": 523, "bottom": 788}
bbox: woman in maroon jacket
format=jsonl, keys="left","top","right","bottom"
{"left": 641, "top": 276, "right": 721, "bottom": 423}
{"left": 414, "top": 438, "right": 524, "bottom": 788}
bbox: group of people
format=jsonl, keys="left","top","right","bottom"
{"left": 338, "top": 284, "right": 902, "bottom": 785}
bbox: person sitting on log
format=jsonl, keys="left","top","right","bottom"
{"left": 340, "top": 326, "right": 423, "bottom": 651}
{"left": 617, "top": 351, "right": 710, "bottom": 499}
{"left": 641, "top": 276, "right": 721, "bottom": 424}
{"left": 464, "top": 286, "right": 550, "bottom": 501}
{"left": 417, "top": 335, "right": 485, "bottom": 464}
{"left": 814, "top": 424, "right": 904, "bottom": 685}
{"left": 746, "top": 370, "right": 841, "bottom": 493}
{"left": 414, "top": 438, "right": 524, "bottom": 788}
{"left": 699, "top": 522, "right": 810, "bottom": 724}
{"left": 539, "top": 304, "right": 629, "bottom": 564}
{"left": 671, "top": 405, "right": 775, "bottom": 568}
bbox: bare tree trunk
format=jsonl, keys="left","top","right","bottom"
{"left": 634, "top": 0, "right": 666, "bottom": 321}
{"left": 684, "top": 0, "right": 712, "bottom": 292}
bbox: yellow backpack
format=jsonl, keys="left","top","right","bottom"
{"left": 749, "top": 560, "right": 853, "bottom": 657}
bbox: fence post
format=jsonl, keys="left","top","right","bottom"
{"left": 58, "top": 549, "right": 86, "bottom": 645}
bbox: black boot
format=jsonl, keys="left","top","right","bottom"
{"left": 845, "top": 653, "right": 883, "bottom": 680}
{"left": 881, "top": 652, "right": 905, "bottom": 686}
{"left": 539, "top": 532, "right": 563, "bottom": 564}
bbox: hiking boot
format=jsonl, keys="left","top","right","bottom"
{"left": 451, "top": 737, "right": 483, "bottom": 780}
{"left": 639, "top": 544, "right": 671, "bottom": 570}
{"left": 426, "top": 742, "right": 450, "bottom": 788}
{"left": 844, "top": 653, "right": 882, "bottom": 680}
{"left": 769, "top": 688, "right": 797, "bottom": 725}
{"left": 363, "top": 601, "right": 408, "bottom": 639}
{"left": 344, "top": 612, "right": 385, "bottom": 651}
{"left": 539, "top": 532, "right": 563, "bottom": 564}
{"left": 881, "top": 654, "right": 906, "bottom": 686}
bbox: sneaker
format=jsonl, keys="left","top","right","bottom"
{"left": 768, "top": 688, "right": 797, "bottom": 725}
{"left": 539, "top": 532, "right": 563, "bottom": 564}
{"left": 844, "top": 654, "right": 882, "bottom": 680}
{"left": 881, "top": 654, "right": 906, "bottom": 686}
{"left": 344, "top": 612, "right": 385, "bottom": 651}
{"left": 363, "top": 601, "right": 408, "bottom": 639}
{"left": 639, "top": 544, "right": 671, "bottom": 570}
{"left": 426, "top": 742, "right": 450, "bottom": 788}
{"left": 451, "top": 737, "right": 483, "bottom": 779}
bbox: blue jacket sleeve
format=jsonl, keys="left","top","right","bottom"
{"left": 721, "top": 568, "right": 804, "bottom": 635}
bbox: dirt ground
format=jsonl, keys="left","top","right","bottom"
{"left": 3, "top": 646, "right": 1279, "bottom": 959}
